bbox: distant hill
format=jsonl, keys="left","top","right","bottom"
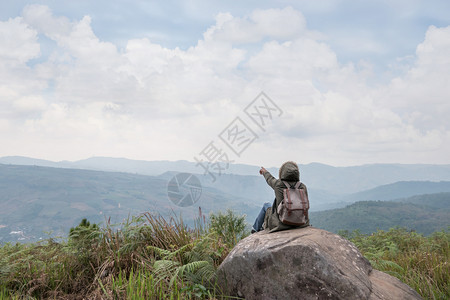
{"left": 2, "top": 156, "right": 450, "bottom": 194}
{"left": 0, "top": 164, "right": 260, "bottom": 243}
{"left": 393, "top": 192, "right": 450, "bottom": 209}
{"left": 0, "top": 156, "right": 64, "bottom": 168}
{"left": 2, "top": 161, "right": 450, "bottom": 243}
{"left": 0, "top": 156, "right": 278, "bottom": 179}
{"left": 297, "top": 163, "right": 450, "bottom": 193}
{"left": 310, "top": 194, "right": 450, "bottom": 235}
{"left": 344, "top": 181, "right": 450, "bottom": 202}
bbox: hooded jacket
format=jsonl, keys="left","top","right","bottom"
{"left": 263, "top": 161, "right": 309, "bottom": 232}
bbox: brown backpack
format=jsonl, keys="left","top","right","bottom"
{"left": 277, "top": 181, "right": 309, "bottom": 226}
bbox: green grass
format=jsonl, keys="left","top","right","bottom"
{"left": 340, "top": 227, "right": 449, "bottom": 300}
{"left": 0, "top": 209, "right": 248, "bottom": 299}
{"left": 1, "top": 210, "right": 447, "bottom": 299}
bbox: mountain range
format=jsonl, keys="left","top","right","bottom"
{"left": 1, "top": 156, "right": 449, "bottom": 243}
{"left": 2, "top": 156, "right": 450, "bottom": 193}
{"left": 310, "top": 193, "right": 450, "bottom": 235}
{"left": 0, "top": 164, "right": 260, "bottom": 243}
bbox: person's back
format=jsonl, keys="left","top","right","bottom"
{"left": 252, "top": 161, "right": 309, "bottom": 233}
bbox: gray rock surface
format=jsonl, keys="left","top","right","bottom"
{"left": 217, "top": 227, "right": 422, "bottom": 299}
{"left": 369, "top": 269, "right": 423, "bottom": 300}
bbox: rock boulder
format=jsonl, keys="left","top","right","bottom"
{"left": 217, "top": 227, "right": 422, "bottom": 299}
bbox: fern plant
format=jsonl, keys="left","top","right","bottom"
{"left": 68, "top": 218, "right": 100, "bottom": 250}
{"left": 149, "top": 235, "right": 217, "bottom": 293}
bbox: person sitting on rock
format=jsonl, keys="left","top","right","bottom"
{"left": 252, "top": 161, "right": 310, "bottom": 233}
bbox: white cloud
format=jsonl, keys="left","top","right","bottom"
{"left": 0, "top": 16, "right": 40, "bottom": 63}
{"left": 378, "top": 25, "right": 450, "bottom": 136}
{"left": 240, "top": 22, "right": 449, "bottom": 165}
{"left": 22, "top": 4, "right": 71, "bottom": 40}
{"left": 0, "top": 5, "right": 449, "bottom": 166}
{"left": 0, "top": 15, "right": 47, "bottom": 122}
{"left": 203, "top": 7, "right": 307, "bottom": 44}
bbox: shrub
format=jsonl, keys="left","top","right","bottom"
{"left": 341, "top": 227, "right": 449, "bottom": 300}
{"left": 208, "top": 209, "right": 249, "bottom": 248}
{"left": 0, "top": 212, "right": 240, "bottom": 299}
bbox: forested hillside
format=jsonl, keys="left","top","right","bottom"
{"left": 0, "top": 164, "right": 259, "bottom": 243}
{"left": 344, "top": 181, "right": 450, "bottom": 202}
{"left": 310, "top": 194, "right": 450, "bottom": 235}
{"left": 394, "top": 192, "right": 450, "bottom": 208}
{"left": 2, "top": 162, "right": 450, "bottom": 243}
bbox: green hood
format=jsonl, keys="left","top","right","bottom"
{"left": 279, "top": 161, "right": 300, "bottom": 181}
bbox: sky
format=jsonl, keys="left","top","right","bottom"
{"left": 0, "top": 0, "right": 449, "bottom": 168}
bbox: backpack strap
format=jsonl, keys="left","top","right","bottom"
{"left": 283, "top": 181, "right": 301, "bottom": 189}
{"left": 299, "top": 189, "right": 308, "bottom": 216}
{"left": 282, "top": 181, "right": 291, "bottom": 189}
{"left": 282, "top": 181, "right": 292, "bottom": 211}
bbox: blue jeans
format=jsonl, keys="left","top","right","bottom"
{"left": 252, "top": 202, "right": 272, "bottom": 232}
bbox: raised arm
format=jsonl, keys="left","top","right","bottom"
{"left": 259, "top": 167, "right": 278, "bottom": 190}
